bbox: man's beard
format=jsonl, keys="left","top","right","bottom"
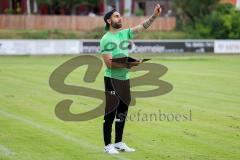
{"left": 111, "top": 21, "right": 122, "bottom": 29}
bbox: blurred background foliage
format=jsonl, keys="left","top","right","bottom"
{"left": 172, "top": 0, "right": 240, "bottom": 39}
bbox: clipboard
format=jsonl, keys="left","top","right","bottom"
{"left": 110, "top": 57, "right": 151, "bottom": 64}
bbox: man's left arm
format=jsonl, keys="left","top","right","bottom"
{"left": 131, "top": 4, "right": 162, "bottom": 33}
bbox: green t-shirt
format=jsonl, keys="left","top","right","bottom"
{"left": 99, "top": 28, "right": 134, "bottom": 80}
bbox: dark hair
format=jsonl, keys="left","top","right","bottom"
{"left": 104, "top": 9, "right": 116, "bottom": 31}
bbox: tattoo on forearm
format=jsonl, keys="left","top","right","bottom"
{"left": 132, "top": 14, "right": 157, "bottom": 33}
{"left": 143, "top": 15, "right": 157, "bottom": 29}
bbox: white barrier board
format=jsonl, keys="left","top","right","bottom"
{"left": 1, "top": 39, "right": 240, "bottom": 55}
{"left": 214, "top": 40, "right": 240, "bottom": 54}
{"left": 0, "top": 40, "right": 82, "bottom": 55}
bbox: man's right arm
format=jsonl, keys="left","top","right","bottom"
{"left": 131, "top": 4, "right": 161, "bottom": 34}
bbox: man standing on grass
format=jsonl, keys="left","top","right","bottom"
{"left": 99, "top": 4, "right": 162, "bottom": 154}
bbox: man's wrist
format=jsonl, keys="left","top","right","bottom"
{"left": 152, "top": 14, "right": 157, "bottom": 18}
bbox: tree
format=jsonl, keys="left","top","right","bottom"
{"left": 171, "top": 0, "right": 219, "bottom": 28}
{"left": 188, "top": 3, "right": 240, "bottom": 39}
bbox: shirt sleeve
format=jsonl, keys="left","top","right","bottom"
{"left": 121, "top": 28, "right": 134, "bottom": 39}
{"left": 99, "top": 38, "right": 112, "bottom": 55}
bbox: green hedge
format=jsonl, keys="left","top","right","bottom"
{"left": 186, "top": 4, "right": 240, "bottom": 39}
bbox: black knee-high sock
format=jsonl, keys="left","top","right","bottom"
{"left": 115, "top": 100, "right": 129, "bottom": 143}
{"left": 103, "top": 109, "right": 116, "bottom": 146}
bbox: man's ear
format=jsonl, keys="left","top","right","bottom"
{"left": 107, "top": 19, "right": 111, "bottom": 25}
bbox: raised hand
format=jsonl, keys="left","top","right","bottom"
{"left": 154, "top": 4, "right": 162, "bottom": 16}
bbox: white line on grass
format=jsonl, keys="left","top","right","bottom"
{"left": 0, "top": 109, "right": 131, "bottom": 160}
{"left": 0, "top": 144, "right": 15, "bottom": 157}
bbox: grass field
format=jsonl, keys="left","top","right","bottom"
{"left": 0, "top": 54, "right": 240, "bottom": 160}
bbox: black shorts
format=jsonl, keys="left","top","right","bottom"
{"left": 104, "top": 76, "right": 131, "bottom": 113}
